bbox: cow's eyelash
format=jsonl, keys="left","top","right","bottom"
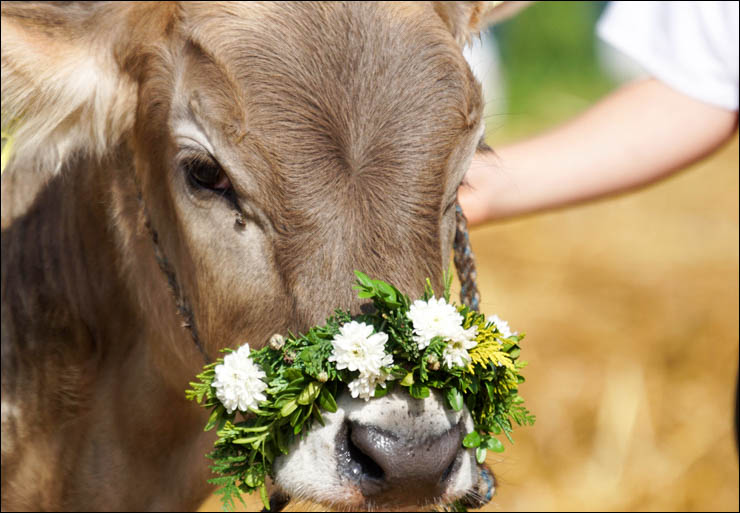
{"left": 178, "top": 150, "right": 249, "bottom": 222}
{"left": 178, "top": 149, "right": 231, "bottom": 191}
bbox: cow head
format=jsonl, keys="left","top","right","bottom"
{"left": 1, "top": 1, "right": 516, "bottom": 510}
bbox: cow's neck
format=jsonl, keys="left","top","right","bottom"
{"left": 1, "top": 153, "right": 215, "bottom": 510}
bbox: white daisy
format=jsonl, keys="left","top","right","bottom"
{"left": 442, "top": 325, "right": 478, "bottom": 368}
{"left": 487, "top": 314, "right": 516, "bottom": 338}
{"left": 212, "top": 344, "right": 268, "bottom": 414}
{"left": 328, "top": 321, "right": 392, "bottom": 375}
{"left": 347, "top": 369, "right": 394, "bottom": 401}
{"left": 407, "top": 297, "right": 465, "bottom": 350}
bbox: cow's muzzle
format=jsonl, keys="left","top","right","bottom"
{"left": 336, "top": 420, "right": 464, "bottom": 506}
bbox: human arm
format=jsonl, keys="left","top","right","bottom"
{"left": 458, "top": 77, "right": 738, "bottom": 225}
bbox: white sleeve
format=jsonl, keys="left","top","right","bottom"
{"left": 597, "top": 1, "right": 739, "bottom": 111}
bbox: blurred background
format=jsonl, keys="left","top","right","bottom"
{"left": 201, "top": 1, "right": 739, "bottom": 511}
{"left": 465, "top": 2, "right": 738, "bottom": 510}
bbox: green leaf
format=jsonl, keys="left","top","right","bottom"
{"left": 354, "top": 270, "right": 373, "bottom": 289}
{"left": 484, "top": 437, "right": 505, "bottom": 453}
{"left": 468, "top": 376, "right": 479, "bottom": 394}
{"left": 232, "top": 435, "right": 265, "bottom": 445}
{"left": 484, "top": 381, "right": 495, "bottom": 402}
{"left": 276, "top": 427, "right": 290, "bottom": 454}
{"left": 465, "top": 392, "right": 477, "bottom": 413}
{"left": 262, "top": 441, "right": 275, "bottom": 463}
{"left": 462, "top": 431, "right": 482, "bottom": 448}
{"left": 237, "top": 424, "right": 271, "bottom": 433}
{"left": 443, "top": 268, "right": 453, "bottom": 302}
{"left": 297, "top": 382, "right": 322, "bottom": 405}
{"left": 284, "top": 368, "right": 303, "bottom": 381}
{"left": 204, "top": 405, "right": 224, "bottom": 431}
{"left": 424, "top": 277, "right": 435, "bottom": 299}
{"left": 400, "top": 372, "right": 415, "bottom": 386}
{"left": 216, "top": 415, "right": 229, "bottom": 432}
{"left": 376, "top": 281, "right": 399, "bottom": 306}
{"left": 410, "top": 384, "right": 430, "bottom": 399}
{"left": 259, "top": 483, "right": 270, "bottom": 510}
{"left": 476, "top": 446, "right": 487, "bottom": 464}
{"left": 311, "top": 404, "right": 325, "bottom": 427}
{"left": 446, "top": 387, "right": 464, "bottom": 411}
{"left": 318, "top": 388, "right": 338, "bottom": 413}
{"left": 279, "top": 399, "right": 298, "bottom": 418}
{"left": 374, "top": 386, "right": 389, "bottom": 398}
{"left": 287, "top": 376, "right": 307, "bottom": 390}
{"left": 244, "top": 469, "right": 256, "bottom": 487}
{"left": 289, "top": 405, "right": 303, "bottom": 427}
{"left": 376, "top": 280, "right": 394, "bottom": 297}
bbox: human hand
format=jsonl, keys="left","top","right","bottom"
{"left": 459, "top": 79, "right": 738, "bottom": 227}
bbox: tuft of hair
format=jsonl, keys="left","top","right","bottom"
{"left": 1, "top": 3, "right": 138, "bottom": 174}
{"left": 432, "top": 1, "right": 533, "bottom": 47}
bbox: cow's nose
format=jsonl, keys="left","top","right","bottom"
{"left": 338, "top": 420, "right": 463, "bottom": 502}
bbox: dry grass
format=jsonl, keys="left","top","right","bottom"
{"left": 200, "top": 133, "right": 739, "bottom": 512}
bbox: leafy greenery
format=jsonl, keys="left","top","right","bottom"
{"left": 186, "top": 271, "right": 535, "bottom": 511}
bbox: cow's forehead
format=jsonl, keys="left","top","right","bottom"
{"left": 172, "top": 1, "right": 482, "bottom": 195}
{"left": 176, "top": 1, "right": 481, "bottom": 142}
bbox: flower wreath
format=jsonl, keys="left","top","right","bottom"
{"left": 187, "top": 271, "right": 535, "bottom": 511}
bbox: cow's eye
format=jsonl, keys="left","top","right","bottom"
{"left": 183, "top": 155, "right": 231, "bottom": 191}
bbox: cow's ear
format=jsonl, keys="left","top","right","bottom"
{"left": 433, "top": 1, "right": 532, "bottom": 46}
{"left": 1, "top": 2, "right": 173, "bottom": 173}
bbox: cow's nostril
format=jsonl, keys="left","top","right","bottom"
{"left": 440, "top": 456, "right": 457, "bottom": 483}
{"left": 346, "top": 423, "right": 384, "bottom": 480}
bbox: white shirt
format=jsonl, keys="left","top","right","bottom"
{"left": 597, "top": 1, "right": 739, "bottom": 111}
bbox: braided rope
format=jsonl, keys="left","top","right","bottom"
{"left": 453, "top": 203, "right": 481, "bottom": 312}
{"left": 451, "top": 208, "right": 494, "bottom": 511}
{"left": 143, "top": 216, "right": 211, "bottom": 364}
{"left": 134, "top": 183, "right": 212, "bottom": 365}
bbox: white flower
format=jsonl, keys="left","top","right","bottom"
{"left": 347, "top": 369, "right": 394, "bottom": 401}
{"left": 487, "top": 314, "right": 516, "bottom": 338}
{"left": 328, "top": 321, "right": 395, "bottom": 401}
{"left": 442, "top": 325, "right": 478, "bottom": 368}
{"left": 328, "top": 321, "right": 392, "bottom": 375}
{"left": 212, "top": 344, "right": 268, "bottom": 414}
{"left": 407, "top": 297, "right": 466, "bottom": 350}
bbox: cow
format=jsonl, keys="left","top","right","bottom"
{"left": 1, "top": 2, "right": 512, "bottom": 510}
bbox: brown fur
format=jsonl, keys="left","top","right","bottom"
{"left": 1, "top": 2, "right": 491, "bottom": 510}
